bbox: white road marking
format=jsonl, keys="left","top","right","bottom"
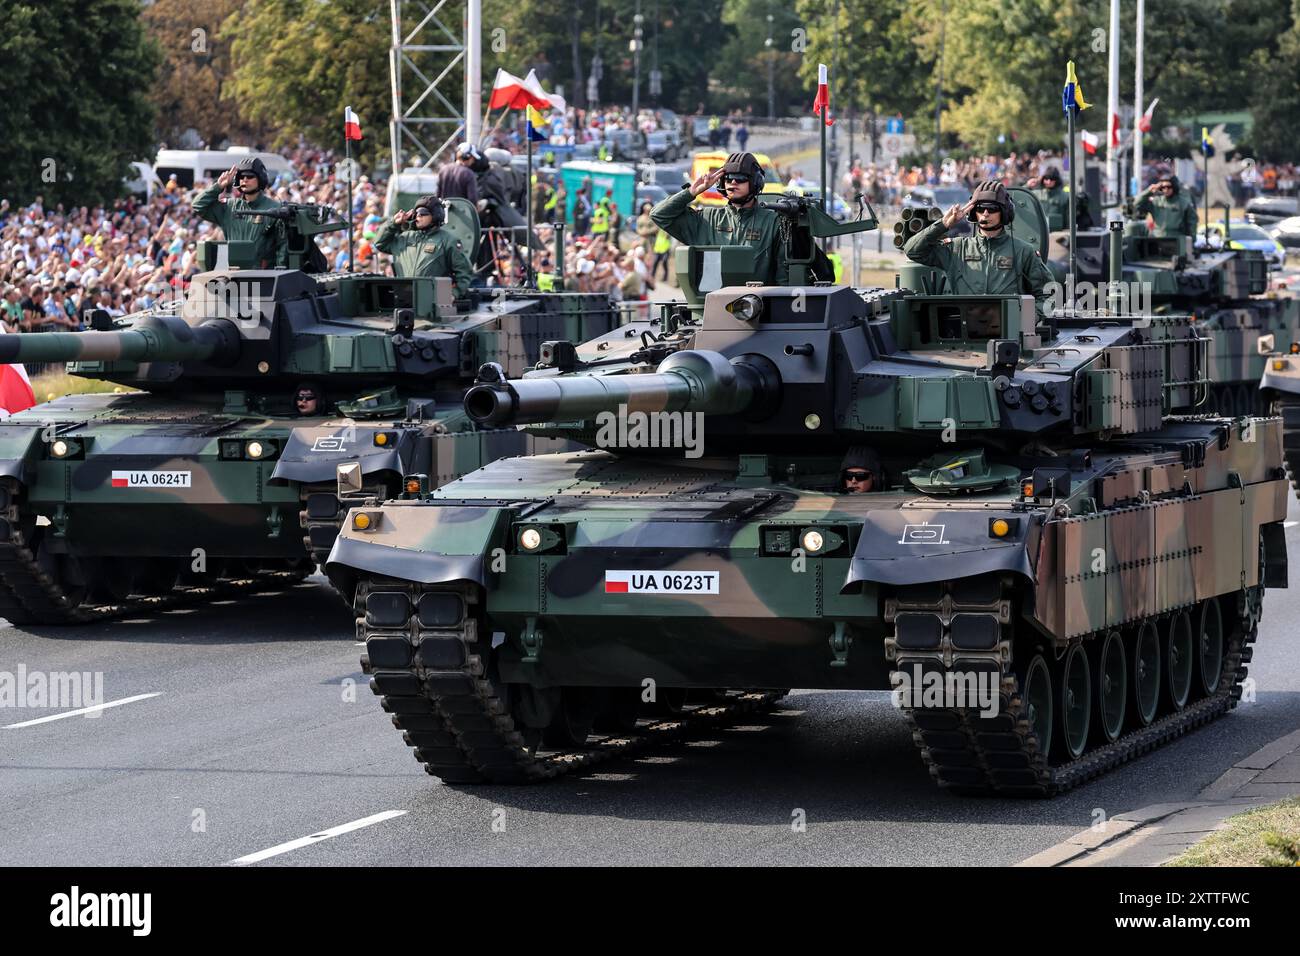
{"left": 228, "top": 810, "right": 407, "bottom": 866}
{"left": 2, "top": 693, "right": 162, "bottom": 729}
{"left": 1284, "top": 520, "right": 1297, "bottom": 529}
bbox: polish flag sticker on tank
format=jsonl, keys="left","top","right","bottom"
{"left": 604, "top": 570, "right": 720, "bottom": 594}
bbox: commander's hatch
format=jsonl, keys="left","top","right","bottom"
{"left": 1006, "top": 186, "right": 1049, "bottom": 260}
{"left": 442, "top": 197, "right": 482, "bottom": 260}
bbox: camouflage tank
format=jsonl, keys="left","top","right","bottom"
{"left": 326, "top": 194, "right": 1288, "bottom": 795}
{"left": 1049, "top": 209, "right": 1300, "bottom": 417}
{"left": 0, "top": 201, "right": 619, "bottom": 623}
{"left": 1258, "top": 332, "right": 1300, "bottom": 495}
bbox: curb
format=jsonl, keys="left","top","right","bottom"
{"left": 1016, "top": 728, "right": 1300, "bottom": 867}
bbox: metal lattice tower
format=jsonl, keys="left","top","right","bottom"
{"left": 389, "top": 0, "right": 481, "bottom": 178}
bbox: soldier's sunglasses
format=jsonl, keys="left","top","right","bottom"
{"left": 973, "top": 203, "right": 1001, "bottom": 214}
{"left": 295, "top": 393, "right": 316, "bottom": 402}
{"left": 843, "top": 470, "right": 873, "bottom": 484}
{"left": 722, "top": 175, "right": 748, "bottom": 184}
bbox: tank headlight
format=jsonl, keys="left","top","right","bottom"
{"left": 801, "top": 530, "right": 825, "bottom": 553}
{"left": 51, "top": 439, "right": 70, "bottom": 458}
{"left": 990, "top": 518, "right": 1011, "bottom": 538}
{"left": 520, "top": 528, "right": 542, "bottom": 551}
{"left": 804, "top": 413, "right": 821, "bottom": 430}
{"left": 1274, "top": 359, "right": 1289, "bottom": 371}
{"left": 1290, "top": 342, "right": 1299, "bottom": 355}
{"left": 728, "top": 294, "right": 764, "bottom": 322}
{"left": 352, "top": 511, "right": 380, "bottom": 531}
{"left": 257, "top": 361, "right": 270, "bottom": 374}
{"left": 246, "top": 441, "right": 265, "bottom": 459}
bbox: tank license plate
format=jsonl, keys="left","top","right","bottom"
{"left": 604, "top": 570, "right": 720, "bottom": 594}
{"left": 110, "top": 470, "right": 192, "bottom": 488}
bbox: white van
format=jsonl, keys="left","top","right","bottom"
{"left": 153, "top": 147, "right": 295, "bottom": 190}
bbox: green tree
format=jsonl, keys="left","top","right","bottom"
{"left": 223, "top": 0, "right": 390, "bottom": 162}
{"left": 0, "top": 0, "right": 159, "bottom": 206}
{"left": 143, "top": 0, "right": 264, "bottom": 148}
{"left": 1248, "top": 0, "right": 1300, "bottom": 160}
{"left": 714, "top": 0, "right": 805, "bottom": 116}
{"left": 480, "top": 0, "right": 727, "bottom": 113}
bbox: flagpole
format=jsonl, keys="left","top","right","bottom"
{"left": 1068, "top": 106, "right": 1078, "bottom": 288}
{"left": 1133, "top": 0, "right": 1145, "bottom": 199}
{"left": 1202, "top": 123, "right": 1209, "bottom": 246}
{"left": 346, "top": 130, "right": 354, "bottom": 273}
{"left": 526, "top": 121, "right": 534, "bottom": 289}
{"left": 820, "top": 117, "right": 827, "bottom": 211}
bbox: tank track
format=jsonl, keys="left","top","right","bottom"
{"left": 1272, "top": 395, "right": 1300, "bottom": 495}
{"left": 356, "top": 579, "right": 785, "bottom": 783}
{"left": 889, "top": 575, "right": 1260, "bottom": 797}
{"left": 0, "top": 480, "right": 309, "bottom": 626}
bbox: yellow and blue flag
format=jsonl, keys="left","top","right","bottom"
{"left": 526, "top": 105, "right": 548, "bottom": 143}
{"left": 1200, "top": 126, "right": 1215, "bottom": 157}
{"left": 1062, "top": 61, "right": 1091, "bottom": 116}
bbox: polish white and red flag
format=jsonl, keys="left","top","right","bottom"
{"left": 0, "top": 364, "right": 36, "bottom": 419}
{"left": 812, "top": 63, "right": 833, "bottom": 126}
{"left": 1137, "top": 98, "right": 1160, "bottom": 133}
{"left": 488, "top": 68, "right": 553, "bottom": 111}
{"left": 344, "top": 106, "right": 363, "bottom": 141}
{"left": 1081, "top": 130, "right": 1099, "bottom": 155}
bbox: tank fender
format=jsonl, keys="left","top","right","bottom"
{"left": 269, "top": 424, "right": 419, "bottom": 484}
{"left": 324, "top": 504, "right": 509, "bottom": 598}
{"left": 841, "top": 506, "right": 1038, "bottom": 590}
{"left": 0, "top": 425, "right": 45, "bottom": 482}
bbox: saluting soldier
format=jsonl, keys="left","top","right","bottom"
{"left": 374, "top": 196, "right": 473, "bottom": 298}
{"left": 192, "top": 156, "right": 288, "bottom": 269}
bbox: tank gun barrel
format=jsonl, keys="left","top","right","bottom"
{"left": 0, "top": 315, "right": 240, "bottom": 366}
{"left": 464, "top": 350, "right": 778, "bottom": 427}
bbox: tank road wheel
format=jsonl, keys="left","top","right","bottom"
{"left": 1058, "top": 643, "right": 1092, "bottom": 761}
{"left": 1163, "top": 610, "right": 1195, "bottom": 712}
{"left": 1131, "top": 621, "right": 1161, "bottom": 727}
{"left": 1020, "top": 653, "right": 1054, "bottom": 765}
{"left": 592, "top": 687, "right": 642, "bottom": 733}
{"left": 33, "top": 537, "right": 88, "bottom": 609}
{"left": 1092, "top": 630, "right": 1127, "bottom": 744}
{"left": 1197, "top": 598, "right": 1225, "bottom": 697}
{"left": 542, "top": 688, "right": 599, "bottom": 748}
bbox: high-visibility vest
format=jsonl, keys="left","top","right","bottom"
{"left": 537, "top": 272, "right": 555, "bottom": 291}
{"left": 543, "top": 190, "right": 559, "bottom": 212}
{"left": 653, "top": 229, "right": 671, "bottom": 254}
{"left": 827, "top": 251, "right": 844, "bottom": 283}
{"left": 591, "top": 206, "right": 610, "bottom": 234}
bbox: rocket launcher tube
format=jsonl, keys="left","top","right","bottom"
{"left": 0, "top": 315, "right": 241, "bottom": 366}
{"left": 465, "top": 350, "right": 774, "bottom": 427}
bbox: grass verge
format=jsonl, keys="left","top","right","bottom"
{"left": 1165, "top": 797, "right": 1300, "bottom": 866}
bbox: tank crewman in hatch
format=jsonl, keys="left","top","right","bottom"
{"left": 840, "top": 446, "right": 884, "bottom": 494}
{"left": 374, "top": 196, "right": 473, "bottom": 298}
{"left": 294, "top": 382, "right": 323, "bottom": 416}
{"left": 1133, "top": 170, "right": 1198, "bottom": 239}
{"left": 903, "top": 179, "right": 1053, "bottom": 311}
{"left": 192, "top": 156, "right": 288, "bottom": 269}
{"left": 650, "top": 151, "right": 788, "bottom": 285}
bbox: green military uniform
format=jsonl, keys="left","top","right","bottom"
{"left": 1134, "top": 182, "right": 1198, "bottom": 238}
{"left": 374, "top": 219, "right": 473, "bottom": 297}
{"left": 650, "top": 187, "right": 788, "bottom": 285}
{"left": 904, "top": 221, "right": 1053, "bottom": 310}
{"left": 192, "top": 182, "right": 288, "bottom": 269}
{"left": 1034, "top": 185, "right": 1071, "bottom": 232}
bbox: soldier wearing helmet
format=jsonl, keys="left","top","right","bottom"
{"left": 903, "top": 180, "right": 1052, "bottom": 310}
{"left": 374, "top": 195, "right": 472, "bottom": 297}
{"left": 649, "top": 151, "right": 788, "bottom": 285}
{"left": 192, "top": 156, "right": 288, "bottom": 268}
{"left": 1133, "top": 170, "right": 1198, "bottom": 239}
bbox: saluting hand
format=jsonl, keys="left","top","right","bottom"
{"left": 689, "top": 168, "right": 724, "bottom": 198}
{"left": 217, "top": 166, "right": 237, "bottom": 189}
{"left": 941, "top": 202, "right": 970, "bottom": 230}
